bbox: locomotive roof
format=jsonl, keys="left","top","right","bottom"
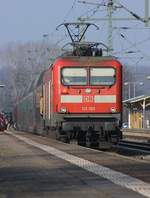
{"left": 53, "top": 55, "right": 121, "bottom": 64}
{"left": 58, "top": 55, "right": 118, "bottom": 60}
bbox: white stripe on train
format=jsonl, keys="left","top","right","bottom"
{"left": 61, "top": 95, "right": 116, "bottom": 103}
{"left": 95, "top": 95, "right": 116, "bottom": 103}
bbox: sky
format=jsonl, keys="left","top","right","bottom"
{"left": 0, "top": 0, "right": 76, "bottom": 44}
{"left": 0, "top": 0, "right": 150, "bottom": 65}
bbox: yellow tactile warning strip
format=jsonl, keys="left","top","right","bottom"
{"left": 8, "top": 132, "right": 150, "bottom": 198}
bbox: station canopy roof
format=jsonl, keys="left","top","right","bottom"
{"left": 123, "top": 95, "right": 150, "bottom": 108}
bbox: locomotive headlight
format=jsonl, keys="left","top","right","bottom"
{"left": 60, "top": 107, "right": 67, "bottom": 113}
{"left": 111, "top": 107, "right": 116, "bottom": 113}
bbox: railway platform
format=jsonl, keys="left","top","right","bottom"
{"left": 0, "top": 130, "right": 149, "bottom": 198}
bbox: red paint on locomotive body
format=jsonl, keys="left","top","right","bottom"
{"left": 44, "top": 56, "right": 122, "bottom": 116}
{"left": 15, "top": 55, "right": 122, "bottom": 148}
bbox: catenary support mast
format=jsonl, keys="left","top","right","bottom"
{"left": 78, "top": 0, "right": 149, "bottom": 55}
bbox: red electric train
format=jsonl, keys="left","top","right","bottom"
{"left": 14, "top": 23, "right": 122, "bottom": 148}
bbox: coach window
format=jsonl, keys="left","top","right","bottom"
{"left": 90, "top": 68, "right": 115, "bottom": 85}
{"left": 62, "top": 68, "right": 87, "bottom": 85}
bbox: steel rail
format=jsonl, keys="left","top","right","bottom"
{"left": 114, "top": 140, "right": 150, "bottom": 154}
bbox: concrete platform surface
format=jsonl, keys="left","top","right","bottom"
{"left": 0, "top": 131, "right": 149, "bottom": 198}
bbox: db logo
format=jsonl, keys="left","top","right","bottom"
{"left": 83, "top": 96, "right": 94, "bottom": 103}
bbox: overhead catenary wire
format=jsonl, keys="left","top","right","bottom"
{"left": 43, "top": 0, "right": 150, "bottom": 66}
{"left": 78, "top": 7, "right": 106, "bottom": 20}
{"left": 114, "top": 0, "right": 146, "bottom": 23}
{"left": 78, "top": 0, "right": 106, "bottom": 7}
{"left": 43, "top": 0, "right": 78, "bottom": 41}
{"left": 118, "top": 33, "right": 150, "bottom": 61}
{"left": 78, "top": 0, "right": 107, "bottom": 20}
{"left": 63, "top": 0, "right": 78, "bottom": 22}
{"left": 77, "top": 1, "right": 108, "bottom": 44}
{"left": 112, "top": 33, "right": 149, "bottom": 66}
{"left": 77, "top": 0, "right": 150, "bottom": 56}
{"left": 42, "top": 0, "right": 78, "bottom": 58}
{"left": 112, "top": 32, "right": 150, "bottom": 55}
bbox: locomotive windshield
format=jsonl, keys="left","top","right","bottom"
{"left": 62, "top": 68, "right": 87, "bottom": 85}
{"left": 61, "top": 67, "right": 115, "bottom": 86}
{"left": 90, "top": 68, "right": 115, "bottom": 85}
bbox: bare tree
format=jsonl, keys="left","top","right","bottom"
{"left": 0, "top": 41, "right": 61, "bottom": 111}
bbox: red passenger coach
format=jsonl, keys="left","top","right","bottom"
{"left": 43, "top": 56, "right": 122, "bottom": 148}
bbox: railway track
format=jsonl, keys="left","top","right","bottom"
{"left": 115, "top": 140, "right": 150, "bottom": 154}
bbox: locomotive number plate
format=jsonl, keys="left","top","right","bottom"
{"left": 82, "top": 106, "right": 95, "bottom": 111}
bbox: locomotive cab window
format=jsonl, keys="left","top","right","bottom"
{"left": 90, "top": 68, "right": 115, "bottom": 86}
{"left": 62, "top": 68, "right": 87, "bottom": 85}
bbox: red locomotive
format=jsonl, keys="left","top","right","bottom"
{"left": 15, "top": 23, "right": 122, "bottom": 148}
